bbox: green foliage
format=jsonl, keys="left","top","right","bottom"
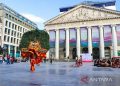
{"left": 19, "top": 29, "right": 50, "bottom": 50}
{"left": 0, "top": 46, "right": 3, "bottom": 55}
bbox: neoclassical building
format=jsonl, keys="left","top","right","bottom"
{"left": 44, "top": 1, "right": 120, "bottom": 60}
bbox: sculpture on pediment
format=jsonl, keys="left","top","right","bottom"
{"left": 46, "top": 6, "right": 120, "bottom": 25}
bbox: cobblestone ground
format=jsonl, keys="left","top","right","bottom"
{"left": 0, "top": 62, "right": 120, "bottom": 86}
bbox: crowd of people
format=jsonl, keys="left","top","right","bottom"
{"left": 94, "top": 58, "right": 120, "bottom": 68}
{"left": 0, "top": 54, "right": 18, "bottom": 64}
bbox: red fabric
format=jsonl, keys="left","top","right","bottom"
{"left": 30, "top": 59, "right": 36, "bottom": 72}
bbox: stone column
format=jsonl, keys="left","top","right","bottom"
{"left": 76, "top": 27, "right": 80, "bottom": 58}
{"left": 88, "top": 27, "right": 92, "bottom": 55}
{"left": 112, "top": 25, "right": 118, "bottom": 57}
{"left": 46, "top": 30, "right": 49, "bottom": 59}
{"left": 65, "top": 28, "right": 69, "bottom": 59}
{"left": 99, "top": 26, "right": 105, "bottom": 58}
{"left": 55, "top": 29, "right": 59, "bottom": 60}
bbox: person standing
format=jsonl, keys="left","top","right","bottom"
{"left": 0, "top": 55, "right": 3, "bottom": 64}
{"left": 50, "top": 54, "right": 53, "bottom": 64}
{"left": 7, "top": 54, "right": 10, "bottom": 64}
{"left": 67, "top": 56, "right": 70, "bottom": 62}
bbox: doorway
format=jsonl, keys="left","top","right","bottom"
{"left": 72, "top": 48, "right": 76, "bottom": 59}
{"left": 105, "top": 47, "right": 111, "bottom": 58}
{"left": 82, "top": 47, "right": 88, "bottom": 53}
{"left": 92, "top": 48, "right": 100, "bottom": 59}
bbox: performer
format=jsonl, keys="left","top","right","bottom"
{"left": 19, "top": 29, "right": 49, "bottom": 72}
{"left": 29, "top": 49, "right": 36, "bottom": 72}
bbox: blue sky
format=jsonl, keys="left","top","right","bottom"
{"left": 1, "top": 0, "right": 120, "bottom": 29}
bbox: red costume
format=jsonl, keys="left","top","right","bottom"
{"left": 21, "top": 49, "right": 47, "bottom": 72}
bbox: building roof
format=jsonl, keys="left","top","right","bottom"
{"left": 60, "top": 0, "right": 116, "bottom": 12}
{"left": 45, "top": 4, "right": 120, "bottom": 26}
{"left": 0, "top": 3, "right": 38, "bottom": 28}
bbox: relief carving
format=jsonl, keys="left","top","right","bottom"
{"left": 47, "top": 6, "right": 120, "bottom": 25}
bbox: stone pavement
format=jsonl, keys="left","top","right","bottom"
{"left": 0, "top": 62, "right": 120, "bottom": 86}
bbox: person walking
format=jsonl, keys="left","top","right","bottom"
{"left": 67, "top": 56, "right": 70, "bottom": 62}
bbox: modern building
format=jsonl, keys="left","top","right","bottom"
{"left": 44, "top": 0, "right": 120, "bottom": 60}
{"left": 0, "top": 3, "right": 38, "bottom": 58}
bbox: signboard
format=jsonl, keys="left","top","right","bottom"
{"left": 81, "top": 53, "right": 92, "bottom": 62}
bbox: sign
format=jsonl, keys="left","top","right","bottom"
{"left": 81, "top": 53, "right": 92, "bottom": 62}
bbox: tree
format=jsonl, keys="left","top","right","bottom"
{"left": 19, "top": 29, "right": 50, "bottom": 51}
{"left": 0, "top": 46, "right": 3, "bottom": 55}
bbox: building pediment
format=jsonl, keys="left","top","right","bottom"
{"left": 45, "top": 5, "right": 120, "bottom": 25}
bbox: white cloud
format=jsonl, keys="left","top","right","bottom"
{"left": 21, "top": 13, "right": 45, "bottom": 29}
{"left": 21, "top": 13, "right": 45, "bottom": 23}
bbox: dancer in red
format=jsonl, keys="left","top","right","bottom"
{"left": 21, "top": 43, "right": 47, "bottom": 72}
{"left": 19, "top": 29, "right": 49, "bottom": 72}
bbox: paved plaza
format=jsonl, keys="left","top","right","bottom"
{"left": 0, "top": 62, "right": 120, "bottom": 86}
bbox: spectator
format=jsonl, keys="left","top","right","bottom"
{"left": 6, "top": 54, "right": 10, "bottom": 64}
{"left": 0, "top": 55, "right": 3, "bottom": 64}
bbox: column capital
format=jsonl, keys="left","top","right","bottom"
{"left": 111, "top": 24, "right": 116, "bottom": 28}
{"left": 55, "top": 29, "right": 59, "bottom": 31}
{"left": 75, "top": 27, "right": 80, "bottom": 29}
{"left": 98, "top": 25, "right": 104, "bottom": 28}
{"left": 65, "top": 28, "right": 69, "bottom": 30}
{"left": 87, "top": 26, "right": 91, "bottom": 29}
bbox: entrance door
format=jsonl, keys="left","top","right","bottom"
{"left": 72, "top": 48, "right": 76, "bottom": 59}
{"left": 82, "top": 47, "right": 88, "bottom": 53}
{"left": 105, "top": 47, "right": 111, "bottom": 58}
{"left": 92, "top": 48, "right": 100, "bottom": 59}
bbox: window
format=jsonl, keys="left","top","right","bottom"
{"left": 5, "top": 13, "right": 8, "bottom": 18}
{"left": 5, "top": 21, "right": 8, "bottom": 26}
{"left": 12, "top": 23, "right": 14, "bottom": 29}
{"left": 8, "top": 29, "right": 10, "bottom": 35}
{"left": 11, "top": 37, "right": 13, "bottom": 43}
{"left": 7, "top": 36, "right": 10, "bottom": 42}
{"left": 15, "top": 25, "right": 17, "bottom": 30}
{"left": 9, "top": 15, "right": 11, "bottom": 20}
{"left": 14, "top": 38, "right": 16, "bottom": 43}
{"left": 15, "top": 18, "right": 17, "bottom": 21}
{"left": 9, "top": 22, "right": 11, "bottom": 28}
{"left": 4, "top": 35, "right": 6, "bottom": 41}
{"left": 14, "top": 31, "right": 16, "bottom": 37}
{"left": 11, "top": 30, "right": 13, "bottom": 36}
{"left": 17, "top": 39, "right": 18, "bottom": 44}
{"left": 5, "top": 28, "right": 7, "bottom": 34}
{"left": 12, "top": 17, "right": 14, "bottom": 20}
{"left": 18, "top": 26, "right": 20, "bottom": 31}
{"left": 17, "top": 33, "right": 19, "bottom": 37}
{"left": 20, "top": 27, "right": 22, "bottom": 32}
{"left": 20, "top": 33, "right": 21, "bottom": 38}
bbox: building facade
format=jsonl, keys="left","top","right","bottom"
{"left": 0, "top": 3, "right": 37, "bottom": 58}
{"left": 44, "top": 1, "right": 120, "bottom": 60}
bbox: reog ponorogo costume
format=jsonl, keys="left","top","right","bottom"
{"left": 21, "top": 41, "right": 47, "bottom": 72}
{"left": 19, "top": 30, "right": 49, "bottom": 72}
